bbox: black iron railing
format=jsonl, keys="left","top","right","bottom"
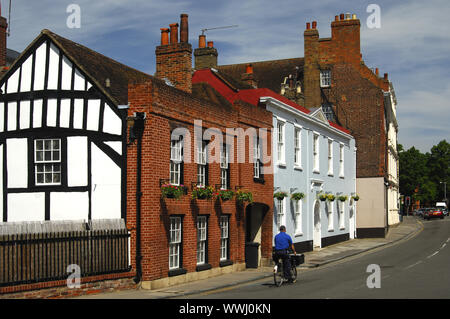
{"left": 0, "top": 229, "right": 131, "bottom": 287}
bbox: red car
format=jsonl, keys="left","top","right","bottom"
{"left": 423, "top": 208, "right": 444, "bottom": 220}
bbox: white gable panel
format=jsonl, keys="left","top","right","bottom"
{"left": 50, "top": 192, "right": 89, "bottom": 221}
{"left": 67, "top": 136, "right": 88, "bottom": 187}
{"left": 7, "top": 102, "right": 17, "bottom": 131}
{"left": 8, "top": 193, "right": 45, "bottom": 222}
{"left": 73, "top": 99, "right": 84, "bottom": 129}
{"left": 91, "top": 143, "right": 121, "bottom": 220}
{"left": 103, "top": 104, "right": 121, "bottom": 135}
{"left": 34, "top": 41, "right": 47, "bottom": 91}
{"left": 7, "top": 138, "right": 28, "bottom": 189}
{"left": 47, "top": 99, "right": 58, "bottom": 127}
{"left": 6, "top": 67, "right": 20, "bottom": 94}
{"left": 87, "top": 82, "right": 92, "bottom": 90}
{"left": 0, "top": 102, "right": 4, "bottom": 132}
{"left": 60, "top": 99, "right": 71, "bottom": 128}
{"left": 20, "top": 54, "right": 33, "bottom": 92}
{"left": 61, "top": 56, "right": 73, "bottom": 90}
{"left": 20, "top": 100, "right": 31, "bottom": 130}
{"left": 87, "top": 99, "right": 100, "bottom": 131}
{"left": 33, "top": 99, "right": 43, "bottom": 128}
{"left": 47, "top": 43, "right": 60, "bottom": 90}
{"left": 104, "top": 141, "right": 122, "bottom": 155}
{"left": 0, "top": 145, "right": 2, "bottom": 218}
{"left": 73, "top": 68, "right": 85, "bottom": 91}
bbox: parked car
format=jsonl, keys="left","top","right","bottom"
{"left": 423, "top": 208, "right": 444, "bottom": 220}
{"left": 414, "top": 208, "right": 425, "bottom": 217}
{"left": 442, "top": 208, "right": 448, "bottom": 217}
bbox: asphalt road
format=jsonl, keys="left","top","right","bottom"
{"left": 178, "top": 217, "right": 450, "bottom": 299}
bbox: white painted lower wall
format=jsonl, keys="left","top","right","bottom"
{"left": 8, "top": 193, "right": 46, "bottom": 222}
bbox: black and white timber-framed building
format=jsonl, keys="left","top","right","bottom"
{"left": 0, "top": 29, "right": 151, "bottom": 224}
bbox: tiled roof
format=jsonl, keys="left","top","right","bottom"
{"left": 218, "top": 57, "right": 304, "bottom": 93}
{"left": 42, "top": 29, "right": 153, "bottom": 105}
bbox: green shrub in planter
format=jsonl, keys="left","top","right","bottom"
{"left": 338, "top": 195, "right": 348, "bottom": 202}
{"left": 236, "top": 190, "right": 253, "bottom": 204}
{"left": 291, "top": 192, "right": 305, "bottom": 201}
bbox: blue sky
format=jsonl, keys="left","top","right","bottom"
{"left": 5, "top": 0, "right": 450, "bottom": 153}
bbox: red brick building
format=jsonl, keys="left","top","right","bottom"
{"left": 125, "top": 14, "right": 274, "bottom": 289}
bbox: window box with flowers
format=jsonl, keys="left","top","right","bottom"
{"left": 192, "top": 186, "right": 215, "bottom": 200}
{"left": 161, "top": 184, "right": 186, "bottom": 200}
{"left": 216, "top": 189, "right": 235, "bottom": 201}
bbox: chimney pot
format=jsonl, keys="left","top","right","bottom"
{"left": 346, "top": 13, "right": 351, "bottom": 20}
{"left": 335, "top": 15, "right": 339, "bottom": 22}
{"left": 180, "top": 14, "right": 189, "bottom": 43}
{"left": 352, "top": 14, "right": 357, "bottom": 20}
{"left": 207, "top": 41, "right": 214, "bottom": 48}
{"left": 306, "top": 22, "right": 311, "bottom": 30}
{"left": 340, "top": 13, "right": 345, "bottom": 20}
{"left": 169, "top": 23, "right": 179, "bottom": 44}
{"left": 312, "top": 21, "right": 317, "bottom": 29}
{"left": 384, "top": 73, "right": 388, "bottom": 80}
{"left": 246, "top": 64, "right": 253, "bottom": 74}
{"left": 375, "top": 68, "right": 379, "bottom": 76}
{"left": 160, "top": 28, "right": 170, "bottom": 45}
{"left": 198, "top": 34, "right": 206, "bottom": 48}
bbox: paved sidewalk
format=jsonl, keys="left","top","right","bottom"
{"left": 75, "top": 216, "right": 422, "bottom": 299}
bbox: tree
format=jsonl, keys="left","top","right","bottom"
{"left": 427, "top": 140, "right": 450, "bottom": 202}
{"left": 399, "top": 145, "right": 428, "bottom": 197}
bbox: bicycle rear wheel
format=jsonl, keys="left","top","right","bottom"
{"left": 290, "top": 265, "right": 297, "bottom": 281}
{"left": 273, "top": 263, "right": 284, "bottom": 287}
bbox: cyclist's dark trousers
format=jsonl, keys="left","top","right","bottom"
{"left": 274, "top": 249, "right": 291, "bottom": 280}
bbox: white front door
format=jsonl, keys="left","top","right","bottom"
{"left": 313, "top": 201, "right": 321, "bottom": 248}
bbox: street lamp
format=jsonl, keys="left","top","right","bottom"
{"left": 440, "top": 181, "right": 447, "bottom": 203}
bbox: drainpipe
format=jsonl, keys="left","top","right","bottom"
{"left": 128, "top": 112, "right": 146, "bottom": 284}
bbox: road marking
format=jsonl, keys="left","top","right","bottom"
{"left": 404, "top": 261, "right": 422, "bottom": 270}
{"left": 441, "top": 243, "right": 447, "bottom": 249}
{"left": 427, "top": 251, "right": 439, "bottom": 259}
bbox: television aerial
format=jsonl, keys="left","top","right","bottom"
{"left": 201, "top": 25, "right": 239, "bottom": 35}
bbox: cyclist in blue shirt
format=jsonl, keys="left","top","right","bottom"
{"left": 273, "top": 225, "right": 296, "bottom": 283}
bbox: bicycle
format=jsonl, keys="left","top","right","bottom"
{"left": 273, "top": 252, "right": 304, "bottom": 287}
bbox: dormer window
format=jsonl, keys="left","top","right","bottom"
{"left": 320, "top": 70, "right": 331, "bottom": 87}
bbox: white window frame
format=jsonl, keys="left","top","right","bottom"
{"left": 220, "top": 145, "right": 229, "bottom": 190}
{"left": 276, "top": 118, "right": 286, "bottom": 166}
{"left": 169, "top": 216, "right": 182, "bottom": 270}
{"left": 170, "top": 138, "right": 183, "bottom": 186}
{"left": 197, "top": 141, "right": 207, "bottom": 187}
{"left": 197, "top": 216, "right": 207, "bottom": 265}
{"left": 220, "top": 215, "right": 229, "bottom": 261}
{"left": 253, "top": 136, "right": 261, "bottom": 178}
{"left": 327, "top": 201, "right": 334, "bottom": 232}
{"left": 339, "top": 201, "right": 345, "bottom": 230}
{"left": 294, "top": 198, "right": 303, "bottom": 236}
{"left": 320, "top": 70, "right": 331, "bottom": 87}
{"left": 313, "top": 132, "right": 320, "bottom": 173}
{"left": 276, "top": 198, "right": 285, "bottom": 228}
{"left": 294, "top": 126, "right": 302, "bottom": 169}
{"left": 339, "top": 143, "right": 345, "bottom": 178}
{"left": 34, "top": 138, "right": 62, "bottom": 186}
{"left": 328, "top": 139, "right": 334, "bottom": 176}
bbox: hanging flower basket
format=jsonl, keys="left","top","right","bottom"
{"left": 236, "top": 190, "right": 253, "bottom": 204}
{"left": 161, "top": 184, "right": 185, "bottom": 200}
{"left": 326, "top": 194, "right": 336, "bottom": 202}
{"left": 192, "top": 186, "right": 215, "bottom": 200}
{"left": 273, "top": 191, "right": 289, "bottom": 200}
{"left": 338, "top": 195, "right": 348, "bottom": 202}
{"left": 291, "top": 192, "right": 305, "bottom": 201}
{"left": 216, "top": 189, "right": 235, "bottom": 201}
{"left": 352, "top": 194, "right": 360, "bottom": 201}
{"left": 318, "top": 193, "right": 327, "bottom": 201}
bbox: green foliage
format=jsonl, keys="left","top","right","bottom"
{"left": 236, "top": 190, "right": 253, "bottom": 204}
{"left": 216, "top": 189, "right": 235, "bottom": 201}
{"left": 273, "top": 191, "right": 289, "bottom": 200}
{"left": 161, "top": 184, "right": 185, "bottom": 200}
{"left": 338, "top": 195, "right": 348, "bottom": 202}
{"left": 192, "top": 186, "right": 215, "bottom": 200}
{"left": 291, "top": 192, "right": 305, "bottom": 201}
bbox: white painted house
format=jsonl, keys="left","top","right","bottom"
{"left": 0, "top": 30, "right": 150, "bottom": 224}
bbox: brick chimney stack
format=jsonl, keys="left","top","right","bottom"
{"left": 241, "top": 64, "right": 257, "bottom": 88}
{"left": 0, "top": 3, "right": 8, "bottom": 68}
{"left": 155, "top": 14, "right": 192, "bottom": 93}
{"left": 331, "top": 13, "right": 361, "bottom": 66}
{"left": 194, "top": 34, "right": 218, "bottom": 70}
{"left": 303, "top": 21, "right": 321, "bottom": 109}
